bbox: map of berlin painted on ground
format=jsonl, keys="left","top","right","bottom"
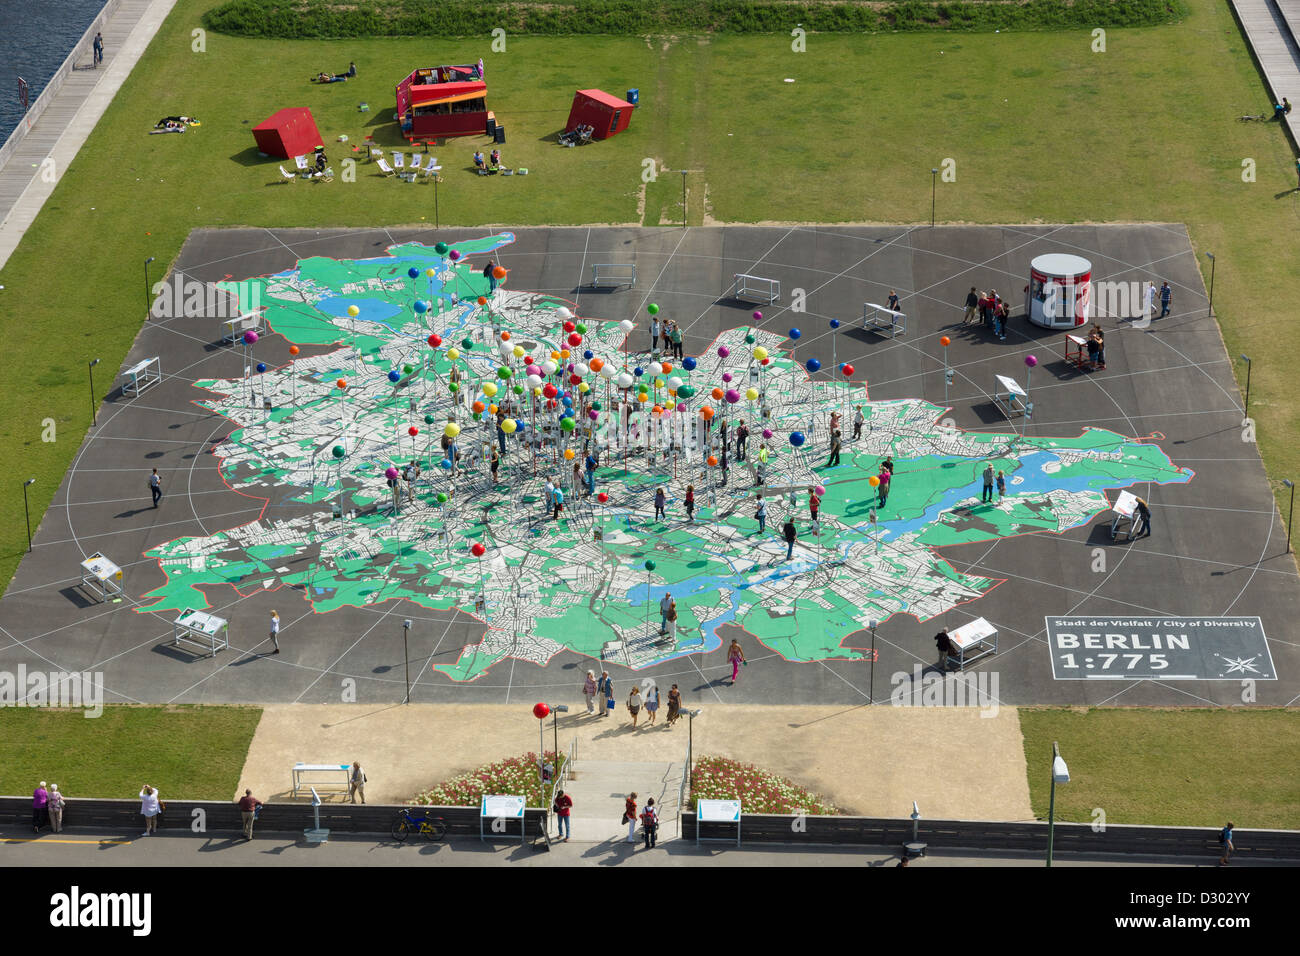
{"left": 139, "top": 233, "right": 1192, "bottom": 681}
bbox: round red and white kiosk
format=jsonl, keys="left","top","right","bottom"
{"left": 1025, "top": 253, "right": 1091, "bottom": 329}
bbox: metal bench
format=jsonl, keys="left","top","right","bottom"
{"left": 221, "top": 312, "right": 263, "bottom": 344}
{"left": 863, "top": 302, "right": 906, "bottom": 337}
{"left": 733, "top": 273, "right": 780, "bottom": 304}
{"left": 121, "top": 357, "right": 161, "bottom": 396}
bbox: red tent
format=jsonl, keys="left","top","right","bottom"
{"left": 253, "top": 108, "right": 323, "bottom": 159}
{"left": 565, "top": 90, "right": 634, "bottom": 140}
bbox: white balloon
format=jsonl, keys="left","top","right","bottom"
{"left": 526, "top": 374, "right": 543, "bottom": 388}
{"left": 617, "top": 373, "right": 635, "bottom": 388}
{"left": 599, "top": 365, "right": 616, "bottom": 380}
{"left": 648, "top": 362, "right": 663, "bottom": 376}
{"left": 667, "top": 376, "right": 683, "bottom": 389}
{"left": 574, "top": 363, "right": 589, "bottom": 376}
{"left": 542, "top": 360, "right": 558, "bottom": 375}
{"left": 556, "top": 307, "right": 574, "bottom": 320}
{"left": 619, "top": 319, "right": 635, "bottom": 332}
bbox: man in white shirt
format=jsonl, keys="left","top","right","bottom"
{"left": 659, "top": 592, "right": 673, "bottom": 635}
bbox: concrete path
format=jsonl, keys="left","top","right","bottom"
{"left": 1231, "top": 0, "right": 1300, "bottom": 146}
{"left": 0, "top": 0, "right": 179, "bottom": 271}
{"left": 559, "top": 759, "right": 683, "bottom": 844}
{"left": 237, "top": 703, "right": 1034, "bottom": 822}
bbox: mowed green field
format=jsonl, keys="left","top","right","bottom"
{"left": 1019, "top": 708, "right": 1300, "bottom": 829}
{"left": 0, "top": 0, "right": 1297, "bottom": 598}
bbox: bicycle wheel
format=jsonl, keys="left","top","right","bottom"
{"left": 422, "top": 818, "right": 447, "bottom": 842}
{"left": 391, "top": 817, "right": 411, "bottom": 842}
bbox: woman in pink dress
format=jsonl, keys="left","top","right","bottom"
{"left": 727, "top": 639, "right": 746, "bottom": 684}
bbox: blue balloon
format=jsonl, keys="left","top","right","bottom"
{"left": 408, "top": 267, "right": 420, "bottom": 278}
{"left": 789, "top": 431, "right": 806, "bottom": 447}
{"left": 440, "top": 458, "right": 452, "bottom": 469}
{"left": 634, "top": 367, "right": 644, "bottom": 377}
{"left": 789, "top": 328, "right": 802, "bottom": 340}
{"left": 388, "top": 370, "right": 402, "bottom": 382}
{"left": 805, "top": 358, "right": 821, "bottom": 373}
{"left": 583, "top": 350, "right": 594, "bottom": 360}
{"left": 256, "top": 362, "right": 267, "bottom": 373}
{"left": 839, "top": 363, "right": 847, "bottom": 372}
{"left": 830, "top": 319, "right": 841, "bottom": 329}
{"left": 682, "top": 357, "right": 697, "bottom": 371}
{"left": 414, "top": 300, "right": 427, "bottom": 313}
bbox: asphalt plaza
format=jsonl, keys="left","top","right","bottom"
{"left": 1, "top": 224, "right": 1296, "bottom": 707}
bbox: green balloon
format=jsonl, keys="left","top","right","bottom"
{"left": 644, "top": 559, "right": 656, "bottom": 571}
{"left": 575, "top": 323, "right": 587, "bottom": 334}
{"left": 647, "top": 304, "right": 659, "bottom": 315}
{"left": 332, "top": 445, "right": 345, "bottom": 458}
{"left": 591, "top": 401, "right": 602, "bottom": 411}
{"left": 434, "top": 241, "right": 449, "bottom": 255}
{"left": 424, "top": 414, "right": 435, "bottom": 424}
{"left": 403, "top": 364, "right": 414, "bottom": 374}
{"left": 497, "top": 366, "right": 513, "bottom": 379}
{"left": 744, "top": 334, "right": 756, "bottom": 344}
{"left": 677, "top": 384, "right": 695, "bottom": 398}
{"left": 461, "top": 338, "right": 474, "bottom": 349}
{"left": 560, "top": 418, "right": 576, "bottom": 432}
{"left": 436, "top": 492, "right": 448, "bottom": 503}
{"left": 449, "top": 382, "right": 459, "bottom": 393}
{"left": 512, "top": 384, "right": 525, "bottom": 395}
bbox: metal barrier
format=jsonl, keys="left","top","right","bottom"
{"left": 676, "top": 734, "right": 691, "bottom": 836}
{"left": 733, "top": 274, "right": 780, "bottom": 304}
{"left": 544, "top": 736, "right": 577, "bottom": 838}
{"left": 591, "top": 263, "right": 637, "bottom": 288}
{"left": 0, "top": 0, "right": 124, "bottom": 176}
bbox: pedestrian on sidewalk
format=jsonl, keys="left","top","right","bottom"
{"left": 727, "top": 639, "right": 746, "bottom": 684}
{"left": 654, "top": 486, "right": 667, "bottom": 522}
{"left": 1159, "top": 281, "right": 1172, "bottom": 317}
{"left": 666, "top": 684, "right": 682, "bottom": 725}
{"left": 552, "top": 790, "right": 572, "bottom": 841}
{"left": 754, "top": 495, "right": 767, "bottom": 535}
{"left": 237, "top": 789, "right": 263, "bottom": 840}
{"left": 1218, "top": 821, "right": 1235, "bottom": 866}
{"left": 138, "top": 785, "right": 161, "bottom": 836}
{"left": 268, "top": 610, "right": 280, "bottom": 654}
{"left": 827, "top": 429, "right": 842, "bottom": 467}
{"left": 149, "top": 468, "right": 162, "bottom": 507}
{"left": 783, "top": 516, "right": 797, "bottom": 560}
{"left": 93, "top": 32, "right": 103, "bottom": 67}
{"left": 645, "top": 683, "right": 660, "bottom": 724}
{"left": 684, "top": 484, "right": 695, "bottom": 521}
{"left": 598, "top": 671, "right": 614, "bottom": 716}
{"left": 348, "top": 762, "right": 366, "bottom": 804}
{"left": 624, "top": 793, "right": 639, "bottom": 843}
{"left": 853, "top": 405, "right": 865, "bottom": 441}
{"left": 627, "top": 685, "right": 642, "bottom": 727}
{"left": 583, "top": 670, "right": 598, "bottom": 714}
{"left": 48, "top": 785, "right": 65, "bottom": 833}
{"left": 32, "top": 781, "right": 49, "bottom": 833}
{"left": 641, "top": 798, "right": 660, "bottom": 849}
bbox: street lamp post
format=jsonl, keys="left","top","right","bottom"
{"left": 687, "top": 708, "right": 702, "bottom": 782}
{"left": 401, "top": 619, "right": 412, "bottom": 703}
{"left": 88, "top": 358, "right": 100, "bottom": 426}
{"left": 22, "top": 478, "right": 36, "bottom": 551}
{"left": 1205, "top": 252, "right": 1216, "bottom": 317}
{"left": 1240, "top": 355, "right": 1252, "bottom": 416}
{"left": 681, "top": 170, "right": 688, "bottom": 228}
{"left": 1283, "top": 479, "right": 1295, "bottom": 553}
{"left": 869, "top": 619, "right": 879, "bottom": 703}
{"left": 1047, "top": 740, "right": 1070, "bottom": 867}
{"left": 547, "top": 703, "right": 570, "bottom": 762}
{"left": 144, "top": 257, "right": 155, "bottom": 319}
{"left": 930, "top": 168, "right": 938, "bottom": 228}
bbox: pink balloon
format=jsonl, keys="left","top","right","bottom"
{"left": 243, "top": 330, "right": 259, "bottom": 345}
{"left": 526, "top": 364, "right": 542, "bottom": 377}
{"left": 722, "top": 372, "right": 733, "bottom": 383}
{"left": 725, "top": 389, "right": 740, "bottom": 404}
{"left": 717, "top": 346, "right": 730, "bottom": 358}
{"left": 1025, "top": 354, "right": 1039, "bottom": 367}
{"left": 814, "top": 485, "right": 826, "bottom": 496}
{"left": 385, "top": 466, "right": 399, "bottom": 479}
{"left": 449, "top": 250, "right": 461, "bottom": 260}
{"left": 752, "top": 311, "right": 763, "bottom": 321}
{"left": 762, "top": 428, "right": 773, "bottom": 439}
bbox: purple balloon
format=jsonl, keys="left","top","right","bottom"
{"left": 588, "top": 409, "right": 599, "bottom": 420}
{"left": 721, "top": 372, "right": 733, "bottom": 383}
{"left": 385, "top": 466, "right": 399, "bottom": 479}
{"left": 676, "top": 403, "right": 688, "bottom": 413}
{"left": 1025, "top": 354, "right": 1039, "bottom": 368}
{"left": 762, "top": 428, "right": 773, "bottom": 439}
{"left": 752, "top": 311, "right": 763, "bottom": 322}
{"left": 242, "top": 330, "right": 258, "bottom": 345}
{"left": 725, "top": 389, "right": 740, "bottom": 404}
{"left": 526, "top": 364, "right": 542, "bottom": 377}
{"left": 717, "top": 346, "right": 730, "bottom": 358}
{"left": 449, "top": 250, "right": 460, "bottom": 260}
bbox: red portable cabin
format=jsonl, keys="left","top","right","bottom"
{"left": 396, "top": 63, "right": 490, "bottom": 141}
{"left": 565, "top": 89, "right": 634, "bottom": 140}
{"left": 252, "top": 107, "right": 323, "bottom": 159}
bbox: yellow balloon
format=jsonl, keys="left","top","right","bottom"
{"left": 444, "top": 423, "right": 461, "bottom": 438}
{"left": 482, "top": 382, "right": 499, "bottom": 397}
{"left": 534, "top": 387, "right": 543, "bottom": 397}
{"left": 745, "top": 387, "right": 759, "bottom": 400}
{"left": 578, "top": 382, "right": 590, "bottom": 393}
{"left": 502, "top": 418, "right": 518, "bottom": 434}
{"left": 488, "top": 403, "right": 498, "bottom": 414}
{"left": 513, "top": 345, "right": 525, "bottom": 358}
{"left": 346, "top": 305, "right": 360, "bottom": 317}
{"left": 654, "top": 378, "right": 665, "bottom": 389}
{"left": 425, "top": 267, "right": 436, "bottom": 277}
{"left": 564, "top": 449, "right": 576, "bottom": 460}
{"left": 753, "top": 346, "right": 768, "bottom": 361}
{"left": 665, "top": 399, "right": 676, "bottom": 410}
{"left": 446, "top": 347, "right": 460, "bottom": 360}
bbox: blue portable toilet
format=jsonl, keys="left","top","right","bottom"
{"left": 626, "top": 88, "right": 639, "bottom": 106}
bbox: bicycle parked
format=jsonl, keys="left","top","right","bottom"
{"left": 391, "top": 806, "right": 447, "bottom": 842}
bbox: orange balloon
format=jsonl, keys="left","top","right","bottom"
{"left": 637, "top": 392, "right": 649, "bottom": 403}
{"left": 652, "top": 405, "right": 663, "bottom": 415}
{"left": 472, "top": 401, "right": 485, "bottom": 414}
{"left": 589, "top": 357, "right": 605, "bottom": 372}
{"left": 561, "top": 349, "right": 571, "bottom": 359}
{"left": 868, "top": 475, "right": 880, "bottom": 487}
{"left": 336, "top": 379, "right": 348, "bottom": 390}
{"left": 700, "top": 406, "right": 715, "bottom": 420}
{"left": 477, "top": 296, "right": 487, "bottom": 306}
{"left": 501, "top": 331, "right": 511, "bottom": 341}
{"left": 940, "top": 336, "right": 951, "bottom": 347}
{"left": 707, "top": 455, "right": 718, "bottom": 467}
{"left": 550, "top": 351, "right": 561, "bottom": 361}
{"left": 492, "top": 266, "right": 507, "bottom": 280}
{"left": 661, "top": 363, "right": 673, "bottom": 374}
{"left": 711, "top": 387, "right": 724, "bottom": 400}
{"left": 289, "top": 345, "right": 300, "bottom": 355}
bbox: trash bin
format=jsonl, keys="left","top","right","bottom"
{"left": 494, "top": 125, "right": 506, "bottom": 145}
{"left": 626, "top": 88, "right": 639, "bottom": 106}
{"left": 486, "top": 111, "right": 496, "bottom": 136}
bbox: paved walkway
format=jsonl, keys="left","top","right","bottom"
{"left": 238, "top": 703, "right": 1034, "bottom": 822}
{"left": 0, "top": 0, "right": 179, "bottom": 272}
{"left": 1232, "top": 0, "right": 1300, "bottom": 148}
{"left": 560, "top": 759, "right": 683, "bottom": 843}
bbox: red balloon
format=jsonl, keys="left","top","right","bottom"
{"left": 563, "top": 321, "right": 576, "bottom": 333}
{"left": 543, "top": 383, "right": 558, "bottom": 398}
{"left": 568, "top": 333, "right": 583, "bottom": 347}
{"left": 597, "top": 492, "right": 608, "bottom": 503}
{"left": 427, "top": 333, "right": 442, "bottom": 347}
{"left": 408, "top": 426, "right": 419, "bottom": 436}
{"left": 471, "top": 542, "right": 486, "bottom": 557}
{"left": 761, "top": 358, "right": 770, "bottom": 366}
{"left": 523, "top": 355, "right": 534, "bottom": 365}
{"left": 569, "top": 374, "right": 582, "bottom": 386}
{"left": 532, "top": 702, "right": 550, "bottom": 719}
{"left": 842, "top": 364, "right": 855, "bottom": 377}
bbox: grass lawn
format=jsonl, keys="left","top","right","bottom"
{"left": 1019, "top": 708, "right": 1300, "bottom": 829}
{"left": 0, "top": 705, "right": 262, "bottom": 799}
{"left": 1, "top": 0, "right": 1298, "bottom": 597}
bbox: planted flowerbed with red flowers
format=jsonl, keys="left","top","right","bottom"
{"left": 690, "top": 756, "right": 840, "bottom": 816}
{"left": 409, "top": 752, "right": 566, "bottom": 807}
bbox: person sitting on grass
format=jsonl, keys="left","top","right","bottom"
{"left": 474, "top": 151, "right": 486, "bottom": 170}
{"left": 490, "top": 148, "right": 501, "bottom": 169}
{"left": 155, "top": 115, "right": 198, "bottom": 128}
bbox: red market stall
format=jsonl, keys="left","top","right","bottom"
{"left": 252, "top": 107, "right": 323, "bottom": 159}
{"left": 565, "top": 89, "right": 635, "bottom": 140}
{"left": 396, "top": 63, "right": 490, "bottom": 141}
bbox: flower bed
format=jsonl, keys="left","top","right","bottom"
{"left": 410, "top": 752, "right": 566, "bottom": 807}
{"left": 690, "top": 756, "right": 840, "bottom": 815}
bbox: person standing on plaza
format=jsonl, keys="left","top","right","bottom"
{"left": 645, "top": 683, "right": 660, "bottom": 725}
{"left": 827, "top": 429, "right": 842, "bottom": 467}
{"left": 809, "top": 490, "right": 820, "bottom": 523}
{"left": 552, "top": 485, "right": 564, "bottom": 520}
{"left": 237, "top": 789, "right": 263, "bottom": 841}
{"left": 783, "top": 516, "right": 797, "bottom": 560}
{"left": 684, "top": 484, "right": 695, "bottom": 521}
{"left": 1094, "top": 327, "right": 1106, "bottom": 370}
{"left": 754, "top": 495, "right": 767, "bottom": 535}
{"left": 877, "top": 467, "right": 891, "bottom": 508}
{"left": 935, "top": 631, "right": 953, "bottom": 671}
{"left": 268, "top": 610, "right": 280, "bottom": 655}
{"left": 853, "top": 405, "right": 865, "bottom": 441}
{"left": 881, "top": 455, "right": 894, "bottom": 476}
{"left": 624, "top": 793, "right": 639, "bottom": 843}
{"left": 93, "top": 32, "right": 103, "bottom": 67}
{"left": 496, "top": 408, "right": 508, "bottom": 455}
{"left": 666, "top": 684, "right": 682, "bottom": 725}
{"left": 659, "top": 591, "right": 673, "bottom": 635}
{"left": 597, "top": 670, "right": 613, "bottom": 716}
{"left": 139, "top": 785, "right": 161, "bottom": 836}
{"left": 1219, "top": 821, "right": 1235, "bottom": 866}
{"left": 996, "top": 469, "right": 1006, "bottom": 501}
{"left": 757, "top": 441, "right": 770, "bottom": 478}
{"left": 48, "top": 785, "right": 65, "bottom": 833}
{"left": 830, "top": 410, "right": 841, "bottom": 435}
{"left": 735, "top": 419, "right": 749, "bottom": 461}
{"left": 654, "top": 486, "right": 667, "bottom": 522}
{"left": 483, "top": 258, "right": 498, "bottom": 292}
{"left": 666, "top": 598, "right": 679, "bottom": 643}
{"left": 982, "top": 463, "right": 995, "bottom": 503}
{"left": 727, "top": 638, "right": 746, "bottom": 684}
{"left": 571, "top": 461, "right": 583, "bottom": 499}
{"left": 32, "top": 781, "right": 49, "bottom": 832}
{"left": 403, "top": 459, "right": 420, "bottom": 504}
{"left": 583, "top": 670, "right": 598, "bottom": 714}
{"left": 1159, "top": 281, "right": 1172, "bottom": 317}
{"left": 662, "top": 321, "right": 673, "bottom": 354}
{"left": 641, "top": 798, "right": 660, "bottom": 849}
{"left": 543, "top": 478, "right": 555, "bottom": 514}
{"left": 962, "top": 286, "right": 978, "bottom": 324}
{"left": 671, "top": 322, "right": 684, "bottom": 360}
{"left": 627, "top": 685, "right": 642, "bottom": 727}
{"left": 348, "top": 762, "right": 366, "bottom": 804}
{"left": 1134, "top": 497, "right": 1152, "bottom": 537}
{"left": 490, "top": 447, "right": 500, "bottom": 484}
{"left": 650, "top": 316, "right": 660, "bottom": 353}
{"left": 149, "top": 468, "right": 162, "bottom": 507}
{"left": 552, "top": 790, "right": 572, "bottom": 841}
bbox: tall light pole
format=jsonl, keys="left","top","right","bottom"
{"left": 144, "top": 257, "right": 155, "bottom": 319}
{"left": 687, "top": 708, "right": 702, "bottom": 782}
{"left": 1205, "top": 252, "right": 1216, "bottom": 317}
{"left": 547, "top": 703, "right": 570, "bottom": 761}
{"left": 869, "top": 619, "right": 879, "bottom": 704}
{"left": 681, "top": 170, "right": 688, "bottom": 228}
{"left": 1046, "top": 740, "right": 1070, "bottom": 867}
{"left": 1283, "top": 479, "right": 1295, "bottom": 553}
{"left": 401, "top": 619, "right": 412, "bottom": 703}
{"left": 23, "top": 478, "right": 36, "bottom": 551}
{"left": 1239, "top": 355, "right": 1252, "bottom": 416}
{"left": 930, "top": 168, "right": 938, "bottom": 228}
{"left": 88, "top": 358, "right": 100, "bottom": 425}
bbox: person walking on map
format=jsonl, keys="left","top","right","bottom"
{"left": 650, "top": 316, "right": 660, "bottom": 353}
{"left": 727, "top": 639, "right": 747, "bottom": 684}
{"left": 269, "top": 610, "right": 280, "bottom": 654}
{"left": 659, "top": 592, "right": 673, "bottom": 635}
{"left": 1134, "top": 497, "right": 1151, "bottom": 537}
{"left": 754, "top": 495, "right": 767, "bottom": 535}
{"left": 598, "top": 671, "right": 613, "bottom": 716}
{"left": 149, "top": 468, "right": 162, "bottom": 507}
{"left": 783, "top": 516, "right": 797, "bottom": 560}
{"left": 735, "top": 419, "right": 749, "bottom": 461}
{"left": 853, "top": 406, "right": 865, "bottom": 441}
{"left": 982, "top": 463, "right": 995, "bottom": 503}
{"left": 826, "top": 429, "right": 842, "bottom": 467}
{"left": 483, "top": 258, "right": 498, "bottom": 293}
{"left": 583, "top": 670, "right": 598, "bottom": 714}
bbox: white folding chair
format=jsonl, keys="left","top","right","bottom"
{"left": 279, "top": 166, "right": 297, "bottom": 182}
{"left": 393, "top": 152, "right": 405, "bottom": 171}
{"left": 294, "top": 154, "right": 309, "bottom": 171}
{"left": 376, "top": 158, "right": 395, "bottom": 176}
{"left": 421, "top": 155, "right": 439, "bottom": 175}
